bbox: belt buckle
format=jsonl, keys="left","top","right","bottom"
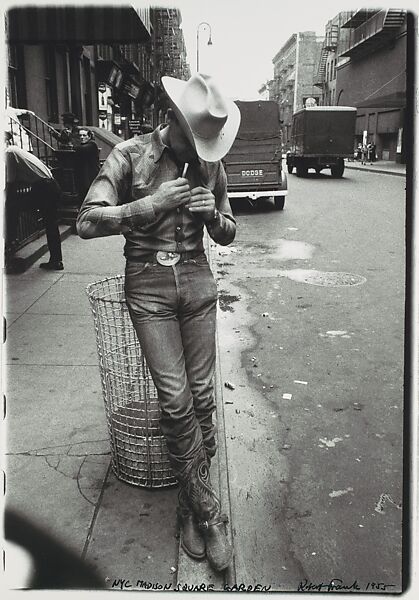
{"left": 156, "top": 251, "right": 180, "bottom": 266}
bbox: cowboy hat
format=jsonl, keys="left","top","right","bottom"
{"left": 162, "top": 73, "right": 241, "bottom": 162}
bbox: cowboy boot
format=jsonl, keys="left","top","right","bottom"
{"left": 182, "top": 447, "right": 233, "bottom": 572}
{"left": 177, "top": 488, "right": 205, "bottom": 560}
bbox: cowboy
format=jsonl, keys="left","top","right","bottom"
{"left": 76, "top": 73, "right": 241, "bottom": 572}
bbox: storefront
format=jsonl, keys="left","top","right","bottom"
{"left": 354, "top": 107, "right": 403, "bottom": 162}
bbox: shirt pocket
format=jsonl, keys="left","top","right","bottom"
{"left": 131, "top": 179, "right": 155, "bottom": 200}
{"left": 131, "top": 156, "right": 160, "bottom": 200}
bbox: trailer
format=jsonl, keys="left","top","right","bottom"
{"left": 223, "top": 100, "right": 287, "bottom": 210}
{"left": 286, "top": 106, "right": 356, "bottom": 178}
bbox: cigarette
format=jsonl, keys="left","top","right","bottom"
{"left": 182, "top": 163, "right": 189, "bottom": 177}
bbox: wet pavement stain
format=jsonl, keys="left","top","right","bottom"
{"left": 234, "top": 239, "right": 315, "bottom": 262}
{"left": 277, "top": 269, "right": 366, "bottom": 287}
{"left": 272, "top": 240, "right": 315, "bottom": 261}
{"left": 218, "top": 291, "right": 240, "bottom": 312}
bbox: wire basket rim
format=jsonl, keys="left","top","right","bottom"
{"left": 86, "top": 274, "right": 126, "bottom": 304}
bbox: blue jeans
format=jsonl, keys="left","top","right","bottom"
{"left": 124, "top": 253, "right": 218, "bottom": 479}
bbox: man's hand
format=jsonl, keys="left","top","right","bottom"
{"left": 185, "top": 186, "right": 216, "bottom": 222}
{"left": 152, "top": 177, "right": 191, "bottom": 213}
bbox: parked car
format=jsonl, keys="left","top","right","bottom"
{"left": 223, "top": 100, "right": 287, "bottom": 210}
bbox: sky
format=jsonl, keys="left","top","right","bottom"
{"left": 175, "top": 0, "right": 337, "bottom": 99}
{"left": 146, "top": 0, "right": 414, "bottom": 101}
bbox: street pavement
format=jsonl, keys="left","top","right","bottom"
{"left": 2, "top": 232, "right": 233, "bottom": 591}
{"left": 216, "top": 166, "right": 407, "bottom": 592}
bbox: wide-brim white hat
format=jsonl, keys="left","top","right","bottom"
{"left": 162, "top": 73, "right": 241, "bottom": 162}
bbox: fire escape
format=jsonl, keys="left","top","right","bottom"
{"left": 313, "top": 24, "right": 338, "bottom": 100}
{"left": 340, "top": 9, "right": 407, "bottom": 58}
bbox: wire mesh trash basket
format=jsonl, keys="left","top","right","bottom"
{"left": 86, "top": 275, "right": 177, "bottom": 489}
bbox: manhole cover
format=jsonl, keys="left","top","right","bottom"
{"left": 278, "top": 269, "right": 366, "bottom": 287}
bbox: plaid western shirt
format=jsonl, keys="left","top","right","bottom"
{"left": 76, "top": 125, "right": 236, "bottom": 259}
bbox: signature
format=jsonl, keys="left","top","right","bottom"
{"left": 297, "top": 578, "right": 396, "bottom": 592}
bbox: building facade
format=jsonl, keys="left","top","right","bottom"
{"left": 6, "top": 5, "right": 190, "bottom": 139}
{"left": 151, "top": 8, "right": 191, "bottom": 124}
{"left": 334, "top": 8, "right": 408, "bottom": 163}
{"left": 313, "top": 12, "right": 353, "bottom": 106}
{"left": 5, "top": 3, "right": 192, "bottom": 238}
{"left": 270, "top": 32, "right": 323, "bottom": 149}
{"left": 258, "top": 81, "right": 271, "bottom": 101}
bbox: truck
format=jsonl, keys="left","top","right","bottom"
{"left": 286, "top": 106, "right": 357, "bottom": 178}
{"left": 223, "top": 100, "right": 287, "bottom": 210}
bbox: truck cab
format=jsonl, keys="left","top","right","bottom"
{"left": 223, "top": 100, "right": 287, "bottom": 210}
{"left": 286, "top": 106, "right": 356, "bottom": 178}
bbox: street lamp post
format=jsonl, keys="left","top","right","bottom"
{"left": 196, "top": 22, "right": 212, "bottom": 72}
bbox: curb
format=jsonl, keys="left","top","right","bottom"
{"left": 345, "top": 164, "right": 406, "bottom": 177}
{"left": 214, "top": 327, "right": 236, "bottom": 588}
{"left": 175, "top": 238, "right": 235, "bottom": 590}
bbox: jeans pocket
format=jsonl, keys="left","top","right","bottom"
{"left": 125, "top": 261, "right": 150, "bottom": 278}
{"left": 190, "top": 255, "right": 209, "bottom": 267}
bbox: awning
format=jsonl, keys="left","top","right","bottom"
{"left": 7, "top": 6, "right": 151, "bottom": 44}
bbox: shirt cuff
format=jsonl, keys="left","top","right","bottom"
{"left": 123, "top": 196, "right": 156, "bottom": 227}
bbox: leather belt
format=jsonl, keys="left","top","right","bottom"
{"left": 127, "top": 249, "right": 204, "bottom": 266}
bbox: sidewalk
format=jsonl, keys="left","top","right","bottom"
{"left": 3, "top": 232, "right": 233, "bottom": 591}
{"left": 345, "top": 158, "right": 406, "bottom": 176}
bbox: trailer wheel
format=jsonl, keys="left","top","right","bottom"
{"left": 331, "top": 159, "right": 345, "bottom": 178}
{"left": 274, "top": 197, "right": 285, "bottom": 210}
{"left": 296, "top": 164, "right": 307, "bottom": 178}
{"left": 287, "top": 164, "right": 293, "bottom": 174}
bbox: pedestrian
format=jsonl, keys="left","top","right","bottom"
{"left": 371, "top": 142, "right": 376, "bottom": 162}
{"left": 367, "top": 142, "right": 374, "bottom": 165}
{"left": 360, "top": 143, "right": 367, "bottom": 165}
{"left": 5, "top": 132, "right": 64, "bottom": 271}
{"left": 356, "top": 143, "right": 363, "bottom": 162}
{"left": 76, "top": 72, "right": 241, "bottom": 572}
{"left": 74, "top": 128, "right": 100, "bottom": 205}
